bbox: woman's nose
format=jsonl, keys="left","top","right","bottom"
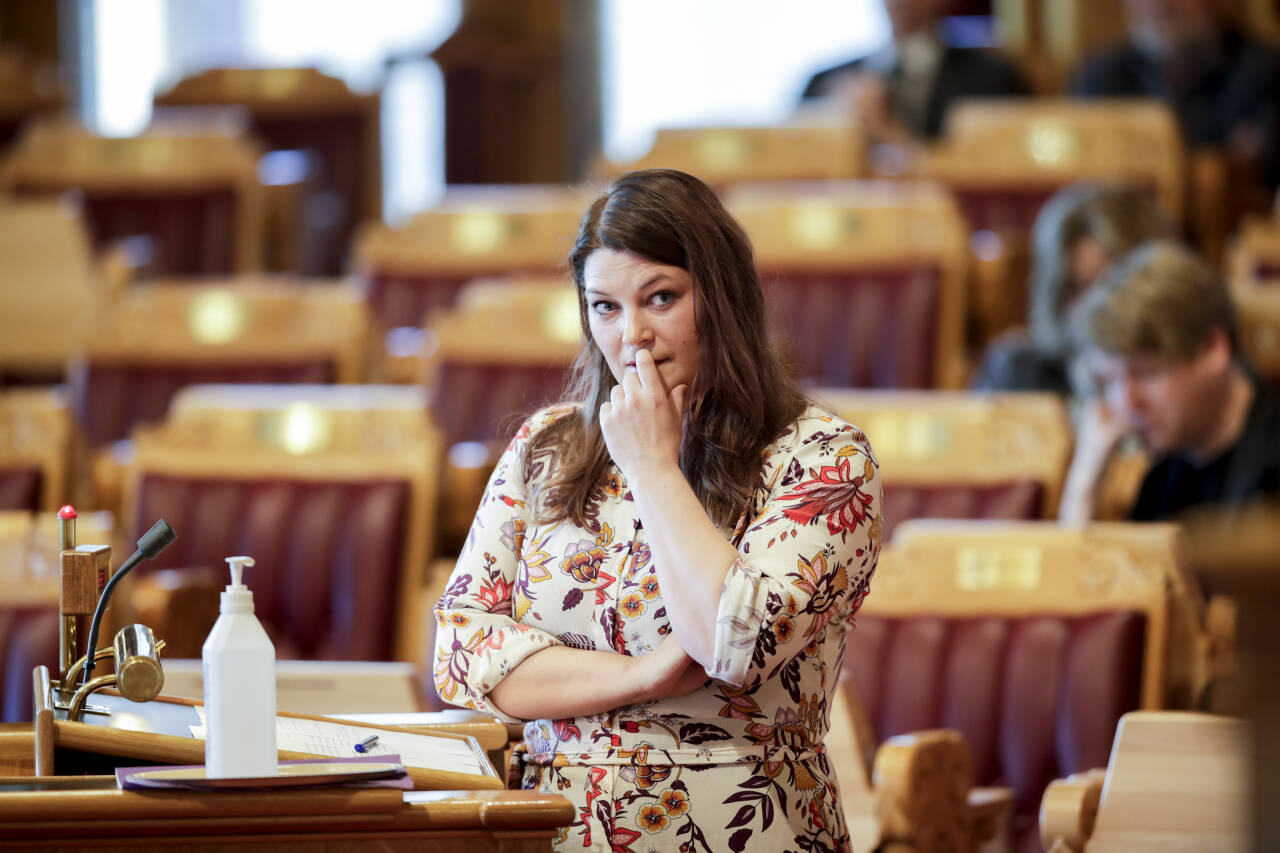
{"left": 622, "top": 311, "right": 653, "bottom": 346}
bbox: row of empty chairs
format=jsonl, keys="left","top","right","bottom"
{"left": 0, "top": 95, "right": 1242, "bottom": 349}
{"left": 15, "top": 175, "right": 1272, "bottom": 404}
{"left": 4, "top": 267, "right": 1278, "bottom": 528}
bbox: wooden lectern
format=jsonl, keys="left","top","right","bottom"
{"left": 3, "top": 668, "right": 574, "bottom": 852}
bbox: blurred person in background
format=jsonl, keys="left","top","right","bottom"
{"left": 1059, "top": 241, "right": 1280, "bottom": 524}
{"left": 799, "top": 0, "right": 1029, "bottom": 143}
{"left": 971, "top": 183, "right": 1174, "bottom": 394}
{"left": 1070, "top": 0, "right": 1280, "bottom": 188}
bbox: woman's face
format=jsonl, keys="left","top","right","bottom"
{"left": 583, "top": 248, "right": 702, "bottom": 393}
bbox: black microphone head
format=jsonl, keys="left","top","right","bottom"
{"left": 137, "top": 518, "right": 177, "bottom": 559}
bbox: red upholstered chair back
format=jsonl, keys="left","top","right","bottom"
{"left": 425, "top": 277, "right": 581, "bottom": 448}
{"left": 0, "top": 606, "right": 58, "bottom": 722}
{"left": 354, "top": 185, "right": 583, "bottom": 335}
{"left": 155, "top": 67, "right": 381, "bottom": 277}
{"left": 69, "top": 281, "right": 368, "bottom": 446}
{"left": 0, "top": 469, "right": 41, "bottom": 512}
{"left": 761, "top": 266, "right": 941, "bottom": 388}
{"left": 841, "top": 521, "right": 1210, "bottom": 851}
{"left": 131, "top": 475, "right": 409, "bottom": 660}
{"left": 72, "top": 191, "right": 241, "bottom": 275}
{"left": 848, "top": 611, "right": 1143, "bottom": 812}
{"left": 726, "top": 181, "right": 969, "bottom": 389}
{"left": 74, "top": 360, "right": 335, "bottom": 447}
{"left": 367, "top": 269, "right": 512, "bottom": 334}
{"left": 0, "top": 121, "right": 264, "bottom": 275}
{"left": 432, "top": 361, "right": 574, "bottom": 448}
{"left": 813, "top": 390, "right": 1072, "bottom": 538}
{"left": 924, "top": 100, "right": 1184, "bottom": 226}
{"left": 123, "top": 384, "right": 442, "bottom": 664}
{"left": 423, "top": 278, "right": 581, "bottom": 553}
{"left": 0, "top": 390, "right": 71, "bottom": 512}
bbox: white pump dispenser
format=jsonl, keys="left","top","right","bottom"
{"left": 202, "top": 556, "right": 277, "bottom": 778}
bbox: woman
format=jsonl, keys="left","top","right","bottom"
{"left": 971, "top": 182, "right": 1173, "bottom": 393}
{"left": 434, "top": 169, "right": 881, "bottom": 852}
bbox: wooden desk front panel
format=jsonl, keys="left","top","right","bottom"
{"left": 0, "top": 783, "right": 571, "bottom": 852}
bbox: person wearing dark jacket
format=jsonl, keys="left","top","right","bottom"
{"left": 1070, "top": 0, "right": 1280, "bottom": 188}
{"left": 800, "top": 0, "right": 1029, "bottom": 141}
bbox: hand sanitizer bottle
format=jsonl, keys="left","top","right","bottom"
{"left": 202, "top": 556, "right": 277, "bottom": 778}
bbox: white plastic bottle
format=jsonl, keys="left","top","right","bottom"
{"left": 202, "top": 556, "right": 277, "bottom": 778}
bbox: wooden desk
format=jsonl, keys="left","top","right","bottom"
{"left": 31, "top": 671, "right": 506, "bottom": 790}
{"left": 0, "top": 777, "right": 572, "bottom": 851}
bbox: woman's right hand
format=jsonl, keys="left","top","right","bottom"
{"left": 634, "top": 636, "right": 709, "bottom": 700}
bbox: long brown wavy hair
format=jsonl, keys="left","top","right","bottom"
{"left": 524, "top": 169, "right": 807, "bottom": 529}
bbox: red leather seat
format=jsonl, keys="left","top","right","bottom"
{"left": 882, "top": 481, "right": 1045, "bottom": 540}
{"left": 727, "top": 182, "right": 970, "bottom": 390}
{"left": 353, "top": 186, "right": 584, "bottom": 342}
{"left": 131, "top": 475, "right": 411, "bottom": 662}
{"left": 72, "top": 360, "right": 336, "bottom": 446}
{"left": 763, "top": 267, "right": 941, "bottom": 388}
{"left": 951, "top": 187, "right": 1059, "bottom": 238}
{"left": 72, "top": 191, "right": 241, "bottom": 275}
{"left": 0, "top": 467, "right": 41, "bottom": 511}
{"left": 848, "top": 520, "right": 1208, "bottom": 852}
{"left": 120, "top": 385, "right": 439, "bottom": 678}
{"left": 846, "top": 612, "right": 1144, "bottom": 850}
{"left": 0, "top": 606, "right": 59, "bottom": 722}
{"left": 367, "top": 270, "right": 537, "bottom": 335}
{"left": 431, "top": 361, "right": 573, "bottom": 448}
{"left": 154, "top": 67, "right": 382, "bottom": 276}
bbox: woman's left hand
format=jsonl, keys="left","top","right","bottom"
{"left": 599, "top": 349, "right": 687, "bottom": 483}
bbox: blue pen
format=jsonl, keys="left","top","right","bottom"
{"left": 354, "top": 735, "right": 379, "bottom": 754}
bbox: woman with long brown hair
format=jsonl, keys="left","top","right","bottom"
{"left": 434, "top": 169, "right": 881, "bottom": 852}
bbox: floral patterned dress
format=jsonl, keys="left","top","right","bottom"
{"left": 434, "top": 403, "right": 882, "bottom": 853}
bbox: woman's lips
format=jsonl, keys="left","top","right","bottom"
{"left": 626, "top": 358, "right": 669, "bottom": 368}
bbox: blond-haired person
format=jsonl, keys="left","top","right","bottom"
{"left": 1060, "top": 241, "right": 1280, "bottom": 523}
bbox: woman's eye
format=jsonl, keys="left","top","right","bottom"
{"left": 591, "top": 300, "right": 616, "bottom": 314}
{"left": 651, "top": 291, "right": 675, "bottom": 307}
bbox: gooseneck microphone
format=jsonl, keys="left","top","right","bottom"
{"left": 80, "top": 519, "right": 178, "bottom": 686}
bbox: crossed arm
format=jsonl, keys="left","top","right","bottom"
{"left": 486, "top": 351, "right": 735, "bottom": 719}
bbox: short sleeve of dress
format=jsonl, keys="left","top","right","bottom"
{"left": 432, "top": 405, "right": 575, "bottom": 722}
{"left": 710, "top": 412, "right": 882, "bottom": 687}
